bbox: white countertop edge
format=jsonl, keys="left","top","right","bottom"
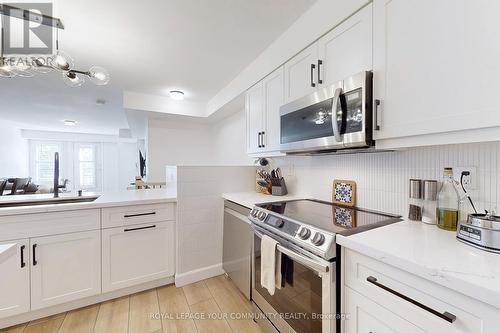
{"left": 0, "top": 243, "right": 17, "bottom": 264}
{"left": 222, "top": 191, "right": 307, "bottom": 208}
{"left": 337, "top": 230, "right": 500, "bottom": 309}
{"left": 0, "top": 190, "right": 177, "bottom": 216}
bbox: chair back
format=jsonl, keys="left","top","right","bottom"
{"left": 0, "top": 179, "right": 6, "bottom": 196}
{"left": 10, "top": 178, "right": 31, "bottom": 195}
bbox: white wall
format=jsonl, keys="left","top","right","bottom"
{"left": 0, "top": 123, "right": 29, "bottom": 178}
{"left": 147, "top": 120, "right": 214, "bottom": 181}
{"left": 211, "top": 110, "right": 253, "bottom": 166}
{"left": 271, "top": 142, "right": 500, "bottom": 216}
{"left": 147, "top": 109, "right": 253, "bottom": 182}
{"left": 172, "top": 165, "right": 256, "bottom": 286}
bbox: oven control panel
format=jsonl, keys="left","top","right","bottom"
{"left": 249, "top": 207, "right": 336, "bottom": 260}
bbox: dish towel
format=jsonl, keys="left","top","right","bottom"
{"left": 260, "top": 234, "right": 282, "bottom": 296}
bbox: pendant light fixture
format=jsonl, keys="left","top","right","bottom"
{"left": 0, "top": 4, "right": 110, "bottom": 87}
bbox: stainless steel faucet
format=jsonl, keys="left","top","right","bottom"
{"left": 54, "top": 152, "right": 59, "bottom": 198}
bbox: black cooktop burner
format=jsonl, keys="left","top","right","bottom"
{"left": 256, "top": 199, "right": 400, "bottom": 234}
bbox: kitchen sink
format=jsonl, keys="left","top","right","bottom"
{"left": 0, "top": 196, "right": 100, "bottom": 208}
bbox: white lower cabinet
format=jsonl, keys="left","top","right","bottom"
{"left": 0, "top": 240, "right": 30, "bottom": 319}
{"left": 102, "top": 221, "right": 174, "bottom": 293}
{"left": 343, "top": 249, "right": 500, "bottom": 333}
{"left": 345, "top": 287, "right": 426, "bottom": 333}
{"left": 30, "top": 230, "right": 101, "bottom": 310}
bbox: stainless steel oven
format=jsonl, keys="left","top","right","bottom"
{"left": 252, "top": 225, "right": 335, "bottom": 333}
{"left": 280, "top": 71, "right": 373, "bottom": 154}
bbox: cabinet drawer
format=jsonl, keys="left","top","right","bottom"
{"left": 102, "top": 221, "right": 175, "bottom": 292}
{"left": 0, "top": 209, "right": 100, "bottom": 241}
{"left": 101, "top": 203, "right": 175, "bottom": 228}
{"left": 344, "top": 249, "right": 482, "bottom": 333}
{"left": 345, "top": 286, "right": 426, "bottom": 333}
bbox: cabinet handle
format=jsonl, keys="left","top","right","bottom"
{"left": 124, "top": 225, "right": 156, "bottom": 232}
{"left": 261, "top": 131, "right": 265, "bottom": 148}
{"left": 366, "top": 276, "right": 456, "bottom": 323}
{"left": 374, "top": 99, "right": 381, "bottom": 130}
{"left": 258, "top": 132, "right": 263, "bottom": 148}
{"left": 310, "top": 64, "right": 316, "bottom": 87}
{"left": 317, "top": 60, "right": 323, "bottom": 84}
{"left": 20, "top": 245, "right": 25, "bottom": 268}
{"left": 123, "top": 212, "right": 156, "bottom": 218}
{"left": 32, "top": 244, "right": 37, "bottom": 266}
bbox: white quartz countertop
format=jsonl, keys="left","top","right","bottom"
{"left": 0, "top": 188, "right": 177, "bottom": 216}
{"left": 0, "top": 243, "right": 16, "bottom": 264}
{"left": 337, "top": 219, "right": 500, "bottom": 309}
{"left": 222, "top": 191, "right": 306, "bottom": 208}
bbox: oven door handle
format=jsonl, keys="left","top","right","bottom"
{"left": 331, "top": 87, "right": 344, "bottom": 143}
{"left": 253, "top": 228, "right": 329, "bottom": 273}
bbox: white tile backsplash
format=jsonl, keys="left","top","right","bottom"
{"left": 173, "top": 166, "right": 256, "bottom": 275}
{"left": 273, "top": 142, "right": 500, "bottom": 216}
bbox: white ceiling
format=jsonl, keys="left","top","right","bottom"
{"left": 0, "top": 0, "right": 316, "bottom": 135}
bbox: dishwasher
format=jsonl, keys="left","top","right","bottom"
{"left": 223, "top": 200, "right": 252, "bottom": 300}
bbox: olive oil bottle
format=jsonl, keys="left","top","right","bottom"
{"left": 436, "top": 167, "right": 460, "bottom": 231}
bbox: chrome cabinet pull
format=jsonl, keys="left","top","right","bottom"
{"left": 261, "top": 131, "right": 265, "bottom": 148}
{"left": 366, "top": 276, "right": 456, "bottom": 323}
{"left": 374, "top": 99, "right": 381, "bottom": 130}
{"left": 310, "top": 63, "right": 316, "bottom": 87}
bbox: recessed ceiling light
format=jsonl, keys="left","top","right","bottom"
{"left": 64, "top": 120, "right": 77, "bottom": 126}
{"left": 169, "top": 90, "right": 185, "bottom": 101}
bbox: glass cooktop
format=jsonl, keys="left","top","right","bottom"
{"left": 256, "top": 199, "right": 400, "bottom": 234}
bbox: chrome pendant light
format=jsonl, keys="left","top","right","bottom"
{"left": 0, "top": 4, "right": 110, "bottom": 86}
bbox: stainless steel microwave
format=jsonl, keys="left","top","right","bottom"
{"left": 280, "top": 71, "right": 373, "bottom": 154}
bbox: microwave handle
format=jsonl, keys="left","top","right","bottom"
{"left": 331, "top": 87, "right": 343, "bottom": 143}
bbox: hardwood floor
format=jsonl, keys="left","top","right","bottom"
{"left": 0, "top": 275, "right": 262, "bottom": 333}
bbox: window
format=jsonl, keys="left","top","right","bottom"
{"left": 33, "top": 142, "right": 63, "bottom": 185}
{"left": 75, "top": 143, "right": 100, "bottom": 190}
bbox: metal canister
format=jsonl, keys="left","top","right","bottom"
{"left": 422, "top": 180, "right": 438, "bottom": 224}
{"left": 408, "top": 179, "right": 423, "bottom": 221}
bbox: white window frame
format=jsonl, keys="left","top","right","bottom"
{"left": 73, "top": 143, "right": 102, "bottom": 192}
{"left": 29, "top": 140, "right": 65, "bottom": 187}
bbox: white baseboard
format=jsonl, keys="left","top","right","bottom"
{"left": 0, "top": 276, "right": 174, "bottom": 330}
{"left": 175, "top": 263, "right": 224, "bottom": 287}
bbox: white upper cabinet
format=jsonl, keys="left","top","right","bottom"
{"left": 30, "top": 231, "right": 101, "bottom": 310}
{"left": 263, "top": 67, "right": 285, "bottom": 153}
{"left": 318, "top": 4, "right": 372, "bottom": 87}
{"left": 246, "top": 81, "right": 264, "bottom": 154}
{"left": 0, "top": 240, "right": 30, "bottom": 319}
{"left": 373, "top": 0, "right": 500, "bottom": 143}
{"left": 284, "top": 43, "right": 319, "bottom": 103}
{"left": 246, "top": 67, "right": 285, "bottom": 156}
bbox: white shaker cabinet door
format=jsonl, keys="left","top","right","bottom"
{"left": 318, "top": 3, "right": 372, "bottom": 87}
{"left": 262, "top": 66, "right": 285, "bottom": 153}
{"left": 344, "top": 287, "right": 428, "bottom": 333}
{"left": 30, "top": 231, "right": 101, "bottom": 310}
{"left": 102, "top": 222, "right": 175, "bottom": 293}
{"left": 246, "top": 81, "right": 265, "bottom": 154}
{"left": 0, "top": 240, "right": 30, "bottom": 319}
{"left": 284, "top": 43, "right": 319, "bottom": 103}
{"left": 373, "top": 0, "right": 500, "bottom": 141}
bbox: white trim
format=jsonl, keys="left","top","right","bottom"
{"left": 174, "top": 264, "right": 224, "bottom": 287}
{"left": 0, "top": 276, "right": 174, "bottom": 330}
